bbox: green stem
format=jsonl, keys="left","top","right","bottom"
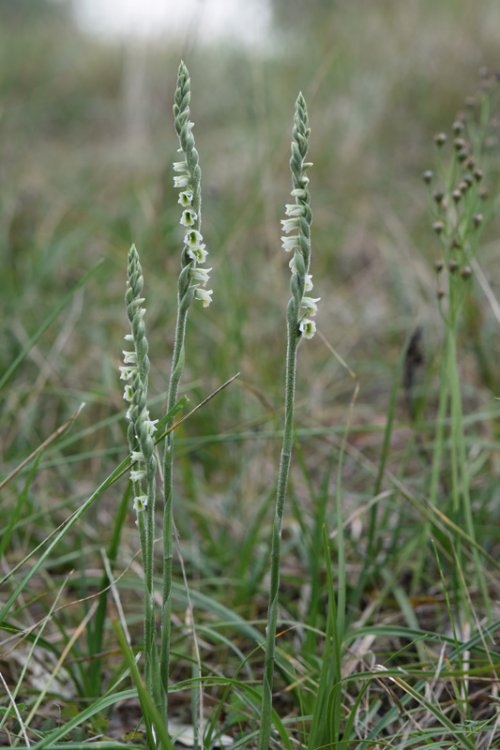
{"left": 258, "top": 324, "right": 299, "bottom": 750}
{"left": 447, "top": 325, "right": 491, "bottom": 617}
{"left": 145, "top": 470, "right": 161, "bottom": 709}
{"left": 160, "top": 301, "right": 189, "bottom": 714}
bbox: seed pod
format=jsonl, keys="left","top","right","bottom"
{"left": 422, "top": 170, "right": 433, "bottom": 184}
{"left": 432, "top": 221, "right": 445, "bottom": 235}
{"left": 460, "top": 265, "right": 472, "bottom": 279}
{"left": 434, "top": 132, "right": 447, "bottom": 147}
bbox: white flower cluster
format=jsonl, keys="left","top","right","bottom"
{"left": 173, "top": 162, "right": 213, "bottom": 308}
{"left": 280, "top": 195, "right": 319, "bottom": 339}
{"left": 121, "top": 332, "right": 158, "bottom": 513}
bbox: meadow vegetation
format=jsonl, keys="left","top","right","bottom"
{"left": 1, "top": 1, "right": 499, "bottom": 747}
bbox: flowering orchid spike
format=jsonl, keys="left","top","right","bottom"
{"left": 172, "top": 61, "right": 213, "bottom": 309}
{"left": 162, "top": 61, "right": 212, "bottom": 720}
{"left": 259, "top": 91, "right": 317, "bottom": 750}
{"left": 122, "top": 243, "right": 159, "bottom": 706}
{"left": 124, "top": 245, "right": 157, "bottom": 511}
{"left": 283, "top": 92, "right": 317, "bottom": 339}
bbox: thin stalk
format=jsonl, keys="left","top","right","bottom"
{"left": 258, "top": 328, "right": 299, "bottom": 750}
{"left": 258, "top": 92, "right": 316, "bottom": 749}
{"left": 122, "top": 244, "right": 160, "bottom": 713}
{"left": 160, "top": 61, "right": 211, "bottom": 724}
{"left": 160, "top": 303, "right": 188, "bottom": 709}
{"left": 447, "top": 324, "right": 490, "bottom": 616}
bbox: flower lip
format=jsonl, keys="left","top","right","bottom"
{"left": 299, "top": 318, "right": 317, "bottom": 339}
{"left": 180, "top": 209, "right": 198, "bottom": 227}
{"left": 187, "top": 245, "right": 208, "bottom": 264}
{"left": 194, "top": 288, "right": 213, "bottom": 307}
{"left": 130, "top": 469, "right": 146, "bottom": 483}
{"left": 281, "top": 235, "right": 301, "bottom": 252}
{"left": 285, "top": 203, "right": 305, "bottom": 217}
{"left": 174, "top": 175, "right": 190, "bottom": 189}
{"left": 123, "top": 384, "right": 133, "bottom": 402}
{"left": 133, "top": 495, "right": 148, "bottom": 512}
{"left": 173, "top": 160, "right": 189, "bottom": 173}
{"left": 191, "top": 266, "right": 212, "bottom": 286}
{"left": 178, "top": 191, "right": 193, "bottom": 207}
{"left": 281, "top": 218, "right": 300, "bottom": 233}
{"left": 184, "top": 229, "right": 204, "bottom": 248}
{"left": 304, "top": 274, "right": 313, "bottom": 292}
{"left": 301, "top": 296, "right": 321, "bottom": 316}
{"left": 119, "top": 366, "right": 135, "bottom": 381}
{"left": 122, "top": 350, "right": 137, "bottom": 365}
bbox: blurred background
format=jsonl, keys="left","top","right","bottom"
{"left": 1, "top": 0, "right": 499, "bottom": 511}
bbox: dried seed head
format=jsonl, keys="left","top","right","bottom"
{"left": 479, "top": 187, "right": 489, "bottom": 200}
{"left": 474, "top": 169, "right": 484, "bottom": 182}
{"left": 448, "top": 260, "right": 458, "bottom": 273}
{"left": 434, "top": 132, "right": 447, "bottom": 147}
{"left": 432, "top": 221, "right": 445, "bottom": 235}
{"left": 460, "top": 265, "right": 472, "bottom": 279}
{"left": 453, "top": 137, "right": 466, "bottom": 151}
{"left": 472, "top": 213, "right": 483, "bottom": 228}
{"left": 452, "top": 189, "right": 462, "bottom": 203}
{"left": 434, "top": 259, "right": 444, "bottom": 273}
{"left": 433, "top": 191, "right": 445, "bottom": 205}
{"left": 422, "top": 170, "right": 434, "bottom": 184}
{"left": 452, "top": 120, "right": 464, "bottom": 135}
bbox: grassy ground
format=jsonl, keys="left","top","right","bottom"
{"left": 1, "top": 1, "right": 499, "bottom": 747}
